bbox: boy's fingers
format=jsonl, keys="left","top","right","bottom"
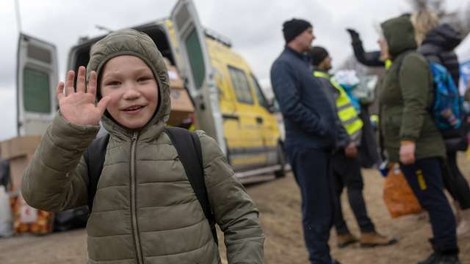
{"left": 87, "top": 71, "right": 97, "bottom": 96}
{"left": 56, "top": 82, "right": 65, "bottom": 100}
{"left": 65, "top": 70, "right": 75, "bottom": 96}
{"left": 96, "top": 96, "right": 111, "bottom": 114}
{"left": 76, "top": 66, "right": 86, "bottom": 93}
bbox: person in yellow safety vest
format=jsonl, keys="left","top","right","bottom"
{"left": 310, "top": 46, "right": 397, "bottom": 248}
{"left": 313, "top": 70, "right": 363, "bottom": 144}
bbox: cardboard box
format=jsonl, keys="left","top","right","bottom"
{"left": 168, "top": 85, "right": 195, "bottom": 127}
{"left": 167, "top": 65, "right": 184, "bottom": 89}
{"left": 1, "top": 136, "right": 41, "bottom": 190}
{"left": 163, "top": 57, "right": 185, "bottom": 90}
{"left": 1, "top": 136, "right": 41, "bottom": 160}
{"left": 8, "top": 155, "right": 33, "bottom": 191}
{"left": 170, "top": 86, "right": 195, "bottom": 112}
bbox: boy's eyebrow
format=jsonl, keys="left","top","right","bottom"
{"left": 101, "top": 67, "right": 153, "bottom": 78}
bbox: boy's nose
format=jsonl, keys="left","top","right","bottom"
{"left": 122, "top": 83, "right": 140, "bottom": 99}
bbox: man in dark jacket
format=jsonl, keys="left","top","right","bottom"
{"left": 270, "top": 19, "right": 341, "bottom": 264}
{"left": 379, "top": 16, "right": 460, "bottom": 264}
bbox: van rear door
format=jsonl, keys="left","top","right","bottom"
{"left": 171, "top": 0, "right": 227, "bottom": 153}
{"left": 16, "top": 34, "right": 58, "bottom": 136}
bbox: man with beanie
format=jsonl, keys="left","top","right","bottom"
{"left": 271, "top": 18, "right": 342, "bottom": 264}
{"left": 311, "top": 46, "right": 397, "bottom": 249}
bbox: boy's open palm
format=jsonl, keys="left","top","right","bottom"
{"left": 56, "top": 66, "right": 110, "bottom": 126}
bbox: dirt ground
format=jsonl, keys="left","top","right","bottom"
{"left": 1, "top": 155, "right": 469, "bottom": 264}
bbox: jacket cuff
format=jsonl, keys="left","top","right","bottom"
{"left": 48, "top": 112, "right": 101, "bottom": 150}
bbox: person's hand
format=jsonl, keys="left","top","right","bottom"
{"left": 399, "top": 141, "right": 416, "bottom": 165}
{"left": 56, "top": 66, "right": 110, "bottom": 126}
{"left": 346, "top": 28, "right": 361, "bottom": 43}
{"left": 344, "top": 142, "right": 358, "bottom": 158}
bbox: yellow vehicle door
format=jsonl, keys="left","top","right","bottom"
{"left": 249, "top": 74, "right": 281, "bottom": 167}
{"left": 225, "top": 65, "right": 267, "bottom": 171}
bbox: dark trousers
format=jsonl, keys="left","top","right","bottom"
{"left": 332, "top": 151, "right": 375, "bottom": 234}
{"left": 358, "top": 109, "right": 381, "bottom": 168}
{"left": 400, "top": 158, "right": 458, "bottom": 254}
{"left": 286, "top": 146, "right": 334, "bottom": 264}
{"left": 443, "top": 151, "right": 470, "bottom": 209}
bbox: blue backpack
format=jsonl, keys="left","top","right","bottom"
{"left": 429, "top": 61, "right": 463, "bottom": 130}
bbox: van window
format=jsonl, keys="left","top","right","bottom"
{"left": 250, "top": 74, "right": 269, "bottom": 109}
{"left": 23, "top": 67, "right": 51, "bottom": 113}
{"left": 185, "top": 29, "right": 205, "bottom": 90}
{"left": 228, "top": 66, "right": 254, "bottom": 104}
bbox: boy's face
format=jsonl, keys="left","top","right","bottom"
{"left": 100, "top": 55, "right": 159, "bottom": 129}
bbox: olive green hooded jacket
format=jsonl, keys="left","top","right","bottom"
{"left": 379, "top": 16, "right": 445, "bottom": 162}
{"left": 22, "top": 29, "right": 264, "bottom": 264}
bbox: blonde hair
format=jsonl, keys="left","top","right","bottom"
{"left": 411, "top": 10, "right": 439, "bottom": 46}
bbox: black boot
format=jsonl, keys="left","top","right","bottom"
{"left": 417, "top": 252, "right": 461, "bottom": 264}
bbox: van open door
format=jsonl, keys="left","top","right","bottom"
{"left": 16, "top": 34, "right": 58, "bottom": 136}
{"left": 171, "top": 0, "right": 227, "bottom": 154}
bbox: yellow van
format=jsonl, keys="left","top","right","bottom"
{"left": 16, "top": 0, "right": 285, "bottom": 181}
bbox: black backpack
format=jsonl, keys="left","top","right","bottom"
{"left": 82, "top": 127, "right": 217, "bottom": 242}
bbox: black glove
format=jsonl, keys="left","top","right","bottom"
{"left": 346, "top": 28, "right": 361, "bottom": 43}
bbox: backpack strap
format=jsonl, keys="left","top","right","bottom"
{"left": 84, "top": 133, "right": 110, "bottom": 211}
{"left": 83, "top": 127, "right": 217, "bottom": 243}
{"left": 164, "top": 127, "right": 218, "bottom": 244}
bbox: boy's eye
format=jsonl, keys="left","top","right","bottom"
{"left": 137, "top": 76, "right": 154, "bottom": 83}
{"left": 106, "top": 81, "right": 120, "bottom": 86}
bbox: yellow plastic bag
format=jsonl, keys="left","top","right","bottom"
{"left": 383, "top": 163, "right": 423, "bottom": 218}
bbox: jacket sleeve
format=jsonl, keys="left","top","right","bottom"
{"left": 336, "top": 121, "right": 351, "bottom": 148}
{"left": 198, "top": 131, "right": 264, "bottom": 264}
{"left": 21, "top": 114, "right": 100, "bottom": 212}
{"left": 351, "top": 40, "right": 385, "bottom": 67}
{"left": 271, "top": 60, "right": 329, "bottom": 136}
{"left": 398, "top": 54, "right": 431, "bottom": 141}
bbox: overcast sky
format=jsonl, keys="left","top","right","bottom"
{"left": 0, "top": 0, "right": 468, "bottom": 141}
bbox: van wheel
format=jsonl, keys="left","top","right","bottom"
{"left": 274, "top": 142, "right": 286, "bottom": 178}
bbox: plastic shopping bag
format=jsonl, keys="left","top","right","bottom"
{"left": 383, "top": 163, "right": 423, "bottom": 218}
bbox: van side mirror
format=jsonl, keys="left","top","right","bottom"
{"left": 267, "top": 98, "right": 277, "bottom": 113}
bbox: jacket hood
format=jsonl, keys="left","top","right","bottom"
{"left": 87, "top": 29, "right": 170, "bottom": 134}
{"left": 421, "top": 23, "right": 462, "bottom": 51}
{"left": 381, "top": 16, "right": 417, "bottom": 58}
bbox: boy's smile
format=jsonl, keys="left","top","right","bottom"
{"left": 100, "top": 55, "right": 159, "bottom": 130}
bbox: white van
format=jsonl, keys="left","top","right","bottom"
{"left": 15, "top": 0, "right": 285, "bottom": 182}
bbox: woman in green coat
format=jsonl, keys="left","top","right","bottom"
{"left": 378, "top": 16, "right": 460, "bottom": 264}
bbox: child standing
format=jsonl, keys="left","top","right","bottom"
{"left": 21, "top": 29, "right": 264, "bottom": 264}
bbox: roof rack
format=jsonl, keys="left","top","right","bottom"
{"left": 204, "top": 28, "right": 232, "bottom": 48}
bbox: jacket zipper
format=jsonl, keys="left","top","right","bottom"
{"left": 130, "top": 132, "right": 144, "bottom": 264}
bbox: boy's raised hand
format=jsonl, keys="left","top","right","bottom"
{"left": 56, "top": 66, "right": 110, "bottom": 126}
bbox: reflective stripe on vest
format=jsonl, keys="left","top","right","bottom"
{"left": 314, "top": 71, "right": 363, "bottom": 140}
